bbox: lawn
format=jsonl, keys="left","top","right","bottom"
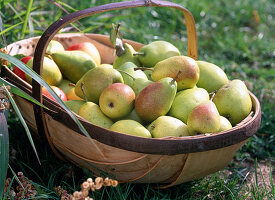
{"left": 0, "top": 0, "right": 274, "bottom": 199}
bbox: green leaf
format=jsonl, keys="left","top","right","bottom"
{"left": 0, "top": 14, "right": 7, "bottom": 48}
{"left": 3, "top": 84, "right": 41, "bottom": 165}
{"left": 0, "top": 21, "right": 24, "bottom": 37}
{"left": 0, "top": 53, "right": 105, "bottom": 158}
{"left": 8, "top": 164, "right": 24, "bottom": 189}
{"left": 0, "top": 108, "right": 9, "bottom": 198}
{"left": 3, "top": 0, "right": 12, "bottom": 6}
{"left": 21, "top": 0, "right": 33, "bottom": 39}
{"left": 0, "top": 77, "right": 48, "bottom": 110}
{"left": 110, "top": 23, "right": 117, "bottom": 46}
{"left": 56, "top": 0, "right": 78, "bottom": 12}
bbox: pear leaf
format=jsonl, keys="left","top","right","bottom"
{"left": 110, "top": 23, "right": 125, "bottom": 57}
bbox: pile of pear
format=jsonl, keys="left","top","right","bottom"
{"left": 23, "top": 39, "right": 252, "bottom": 139}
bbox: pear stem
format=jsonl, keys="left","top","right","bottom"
{"left": 115, "top": 23, "right": 121, "bottom": 36}
{"left": 81, "top": 82, "right": 88, "bottom": 103}
{"left": 133, "top": 67, "right": 154, "bottom": 71}
{"left": 117, "top": 69, "right": 136, "bottom": 80}
{"left": 133, "top": 52, "right": 145, "bottom": 56}
{"left": 45, "top": 53, "right": 53, "bottom": 59}
{"left": 68, "top": 83, "right": 76, "bottom": 87}
{"left": 171, "top": 70, "right": 182, "bottom": 84}
{"left": 210, "top": 91, "right": 216, "bottom": 101}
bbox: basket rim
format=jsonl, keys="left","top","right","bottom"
{"left": 3, "top": 33, "right": 261, "bottom": 155}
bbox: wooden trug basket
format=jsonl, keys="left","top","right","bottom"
{"left": 2, "top": 0, "right": 261, "bottom": 188}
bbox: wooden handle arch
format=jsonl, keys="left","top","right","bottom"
{"left": 32, "top": 0, "right": 197, "bottom": 143}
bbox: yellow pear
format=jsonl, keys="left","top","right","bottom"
{"left": 78, "top": 102, "right": 113, "bottom": 129}
{"left": 217, "top": 116, "right": 232, "bottom": 132}
{"left": 213, "top": 79, "right": 252, "bottom": 125}
{"left": 67, "top": 87, "right": 83, "bottom": 101}
{"left": 152, "top": 56, "right": 200, "bottom": 91}
{"left": 148, "top": 116, "right": 189, "bottom": 138}
{"left": 137, "top": 40, "right": 181, "bottom": 68}
{"left": 196, "top": 61, "right": 229, "bottom": 93}
{"left": 64, "top": 100, "right": 85, "bottom": 114}
{"left": 187, "top": 101, "right": 221, "bottom": 135}
{"left": 26, "top": 56, "right": 62, "bottom": 86}
{"left": 110, "top": 120, "right": 152, "bottom": 138}
{"left": 169, "top": 88, "right": 209, "bottom": 124}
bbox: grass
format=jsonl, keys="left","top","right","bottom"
{"left": 1, "top": 0, "right": 274, "bottom": 199}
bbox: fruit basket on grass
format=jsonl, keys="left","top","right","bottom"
{"left": 1, "top": 0, "right": 261, "bottom": 188}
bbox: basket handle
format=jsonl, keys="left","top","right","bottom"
{"left": 32, "top": 0, "right": 198, "bottom": 137}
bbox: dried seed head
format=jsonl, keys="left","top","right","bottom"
{"left": 95, "top": 177, "right": 103, "bottom": 190}
{"left": 82, "top": 190, "right": 89, "bottom": 197}
{"left": 111, "top": 180, "right": 118, "bottom": 187}
{"left": 95, "top": 183, "right": 102, "bottom": 190}
{"left": 81, "top": 181, "right": 90, "bottom": 190}
{"left": 103, "top": 178, "right": 112, "bottom": 186}
{"left": 89, "top": 182, "right": 94, "bottom": 189}
{"left": 73, "top": 191, "right": 81, "bottom": 198}
{"left": 87, "top": 178, "right": 93, "bottom": 184}
{"left": 0, "top": 48, "right": 9, "bottom": 66}
{"left": 91, "top": 186, "right": 96, "bottom": 192}
{"left": 18, "top": 172, "right": 23, "bottom": 177}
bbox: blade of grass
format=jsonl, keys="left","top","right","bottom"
{"left": 0, "top": 77, "right": 48, "bottom": 110}
{"left": 8, "top": 164, "right": 24, "bottom": 189}
{"left": 56, "top": 0, "right": 79, "bottom": 12}
{"left": 3, "top": 176, "right": 15, "bottom": 200}
{"left": 270, "top": 162, "right": 274, "bottom": 197}
{"left": 30, "top": 11, "right": 55, "bottom": 28}
{"left": 0, "top": 53, "right": 106, "bottom": 158}
{"left": 3, "top": 84, "right": 41, "bottom": 165}
{"left": 21, "top": 0, "right": 33, "bottom": 39}
{"left": 259, "top": 162, "right": 268, "bottom": 196}
{"left": 12, "top": 6, "right": 38, "bottom": 20}
{"left": 7, "top": 3, "right": 23, "bottom": 21}
{"left": 49, "top": 0, "right": 83, "bottom": 31}
{"left": 0, "top": 15, "right": 7, "bottom": 48}
{"left": 28, "top": 15, "right": 34, "bottom": 37}
{"left": 0, "top": 21, "right": 24, "bottom": 37}
{"left": 0, "top": 106, "right": 9, "bottom": 198}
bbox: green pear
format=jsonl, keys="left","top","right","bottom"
{"left": 51, "top": 50, "right": 97, "bottom": 83}
{"left": 120, "top": 109, "right": 144, "bottom": 124}
{"left": 99, "top": 83, "right": 135, "bottom": 119}
{"left": 110, "top": 120, "right": 152, "bottom": 138}
{"left": 152, "top": 56, "right": 200, "bottom": 91}
{"left": 75, "top": 67, "right": 124, "bottom": 104}
{"left": 98, "top": 64, "right": 113, "bottom": 69}
{"left": 196, "top": 61, "right": 229, "bottom": 93}
{"left": 57, "top": 79, "right": 74, "bottom": 95}
{"left": 148, "top": 116, "right": 189, "bottom": 138}
{"left": 118, "top": 62, "right": 147, "bottom": 88}
{"left": 187, "top": 101, "right": 221, "bottom": 135}
{"left": 46, "top": 40, "right": 64, "bottom": 55}
{"left": 169, "top": 88, "right": 209, "bottom": 124}
{"left": 78, "top": 102, "right": 113, "bottom": 129}
{"left": 137, "top": 41, "right": 180, "bottom": 68}
{"left": 135, "top": 76, "right": 178, "bottom": 122}
{"left": 144, "top": 69, "right": 153, "bottom": 81}
{"left": 213, "top": 79, "right": 252, "bottom": 126}
{"left": 26, "top": 57, "right": 62, "bottom": 86}
{"left": 217, "top": 116, "right": 232, "bottom": 132}
{"left": 64, "top": 100, "right": 86, "bottom": 114}
{"left": 132, "top": 78, "right": 153, "bottom": 96}
{"left": 113, "top": 43, "right": 141, "bottom": 68}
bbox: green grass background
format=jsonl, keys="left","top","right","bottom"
{"left": 1, "top": 0, "right": 274, "bottom": 199}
